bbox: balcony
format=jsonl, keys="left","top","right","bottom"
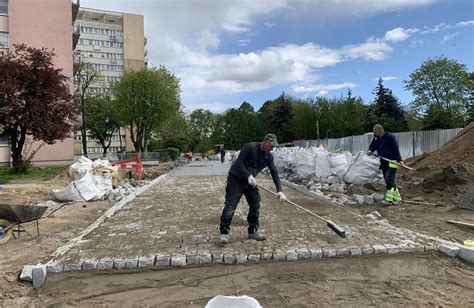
{"left": 72, "top": 0, "right": 80, "bottom": 22}
{"left": 73, "top": 52, "right": 81, "bottom": 76}
{"left": 72, "top": 25, "right": 80, "bottom": 49}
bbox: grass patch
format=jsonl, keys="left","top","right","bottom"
{"left": 0, "top": 166, "right": 65, "bottom": 184}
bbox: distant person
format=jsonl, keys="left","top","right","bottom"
{"left": 220, "top": 148, "right": 225, "bottom": 163}
{"left": 219, "top": 134, "right": 287, "bottom": 244}
{"left": 368, "top": 124, "right": 402, "bottom": 204}
{"left": 186, "top": 151, "right": 193, "bottom": 163}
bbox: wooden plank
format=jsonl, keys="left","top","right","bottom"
{"left": 446, "top": 220, "right": 474, "bottom": 228}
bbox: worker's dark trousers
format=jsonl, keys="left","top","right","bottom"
{"left": 381, "top": 165, "right": 397, "bottom": 190}
{"left": 219, "top": 174, "right": 261, "bottom": 235}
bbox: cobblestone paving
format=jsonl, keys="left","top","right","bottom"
{"left": 51, "top": 161, "right": 439, "bottom": 272}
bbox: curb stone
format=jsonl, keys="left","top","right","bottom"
{"left": 97, "top": 258, "right": 114, "bottom": 270}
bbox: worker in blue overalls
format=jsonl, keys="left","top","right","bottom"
{"left": 368, "top": 124, "right": 403, "bottom": 204}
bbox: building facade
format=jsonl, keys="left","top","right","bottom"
{"left": 0, "top": 0, "right": 78, "bottom": 166}
{"left": 73, "top": 8, "right": 145, "bottom": 156}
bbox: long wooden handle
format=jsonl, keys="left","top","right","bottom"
{"left": 257, "top": 184, "right": 329, "bottom": 224}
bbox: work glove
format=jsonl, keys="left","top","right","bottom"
{"left": 367, "top": 150, "right": 373, "bottom": 156}
{"left": 248, "top": 175, "right": 257, "bottom": 187}
{"left": 277, "top": 192, "right": 287, "bottom": 202}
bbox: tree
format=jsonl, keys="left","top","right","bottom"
{"left": 0, "top": 44, "right": 75, "bottom": 173}
{"left": 84, "top": 95, "right": 121, "bottom": 156}
{"left": 75, "top": 57, "right": 101, "bottom": 156}
{"left": 366, "top": 78, "right": 408, "bottom": 132}
{"left": 404, "top": 57, "right": 471, "bottom": 129}
{"left": 219, "top": 102, "right": 263, "bottom": 149}
{"left": 288, "top": 99, "right": 318, "bottom": 140}
{"left": 113, "top": 66, "right": 181, "bottom": 152}
{"left": 187, "top": 109, "right": 217, "bottom": 152}
{"left": 154, "top": 111, "right": 190, "bottom": 152}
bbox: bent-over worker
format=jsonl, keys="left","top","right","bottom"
{"left": 219, "top": 133, "right": 287, "bottom": 244}
{"left": 368, "top": 124, "right": 402, "bottom": 204}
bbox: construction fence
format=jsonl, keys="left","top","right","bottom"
{"left": 292, "top": 127, "right": 463, "bottom": 159}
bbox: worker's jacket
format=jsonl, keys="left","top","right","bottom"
{"left": 369, "top": 132, "right": 402, "bottom": 167}
{"left": 229, "top": 142, "right": 282, "bottom": 192}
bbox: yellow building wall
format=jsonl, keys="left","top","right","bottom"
{"left": 123, "top": 13, "right": 145, "bottom": 72}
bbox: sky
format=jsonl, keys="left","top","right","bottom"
{"left": 81, "top": 0, "right": 474, "bottom": 113}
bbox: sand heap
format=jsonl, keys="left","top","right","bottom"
{"left": 405, "top": 123, "right": 474, "bottom": 193}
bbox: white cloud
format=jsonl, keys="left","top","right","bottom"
{"left": 456, "top": 20, "right": 474, "bottom": 27}
{"left": 264, "top": 22, "right": 277, "bottom": 28}
{"left": 384, "top": 27, "right": 414, "bottom": 42}
{"left": 292, "top": 82, "right": 357, "bottom": 94}
{"left": 373, "top": 76, "right": 400, "bottom": 81}
{"left": 78, "top": 0, "right": 443, "bottom": 110}
{"left": 318, "top": 90, "right": 329, "bottom": 96}
{"left": 441, "top": 32, "right": 462, "bottom": 43}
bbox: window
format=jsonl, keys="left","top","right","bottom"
{"left": 0, "top": 32, "right": 8, "bottom": 48}
{"left": 0, "top": 0, "right": 7, "bottom": 15}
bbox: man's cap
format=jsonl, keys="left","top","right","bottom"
{"left": 263, "top": 133, "right": 278, "bottom": 146}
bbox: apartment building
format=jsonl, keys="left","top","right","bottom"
{"left": 0, "top": 0, "right": 79, "bottom": 166}
{"left": 73, "top": 7, "right": 145, "bottom": 156}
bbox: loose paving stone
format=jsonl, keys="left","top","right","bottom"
{"left": 212, "top": 253, "right": 224, "bottom": 264}
{"left": 309, "top": 247, "right": 323, "bottom": 259}
{"left": 372, "top": 245, "right": 388, "bottom": 254}
{"left": 155, "top": 253, "right": 171, "bottom": 267}
{"left": 439, "top": 244, "right": 461, "bottom": 257}
{"left": 46, "top": 262, "right": 64, "bottom": 273}
{"left": 336, "top": 247, "right": 350, "bottom": 257}
{"left": 171, "top": 254, "right": 187, "bottom": 267}
{"left": 82, "top": 259, "right": 98, "bottom": 271}
{"left": 361, "top": 246, "right": 374, "bottom": 255}
{"left": 424, "top": 245, "right": 439, "bottom": 252}
{"left": 248, "top": 252, "right": 261, "bottom": 262}
{"left": 97, "top": 259, "right": 114, "bottom": 270}
{"left": 384, "top": 244, "right": 400, "bottom": 254}
{"left": 223, "top": 254, "right": 236, "bottom": 264}
{"left": 322, "top": 248, "right": 337, "bottom": 257}
{"left": 260, "top": 251, "right": 273, "bottom": 260}
{"left": 235, "top": 252, "right": 248, "bottom": 264}
{"left": 138, "top": 255, "right": 156, "bottom": 268}
{"left": 186, "top": 254, "right": 199, "bottom": 266}
{"left": 350, "top": 247, "right": 362, "bottom": 257}
{"left": 32, "top": 265, "right": 47, "bottom": 289}
{"left": 458, "top": 246, "right": 474, "bottom": 263}
{"left": 286, "top": 249, "right": 298, "bottom": 261}
{"left": 296, "top": 247, "right": 311, "bottom": 260}
{"left": 198, "top": 252, "right": 212, "bottom": 264}
{"left": 63, "top": 263, "right": 83, "bottom": 272}
{"left": 272, "top": 250, "right": 287, "bottom": 261}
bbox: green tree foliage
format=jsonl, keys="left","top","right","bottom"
{"left": 404, "top": 57, "right": 471, "bottom": 129}
{"left": 113, "top": 66, "right": 181, "bottom": 152}
{"left": 84, "top": 95, "right": 121, "bottom": 156}
{"left": 366, "top": 78, "right": 408, "bottom": 132}
{"left": 219, "top": 102, "right": 263, "bottom": 149}
{"left": 287, "top": 99, "right": 318, "bottom": 140}
{"left": 258, "top": 93, "right": 293, "bottom": 142}
{"left": 187, "top": 109, "right": 217, "bottom": 152}
{"left": 154, "top": 111, "right": 190, "bottom": 152}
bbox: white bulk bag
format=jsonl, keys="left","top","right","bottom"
{"left": 343, "top": 151, "right": 381, "bottom": 184}
{"left": 295, "top": 149, "right": 315, "bottom": 179}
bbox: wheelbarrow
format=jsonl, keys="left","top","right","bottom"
{"left": 0, "top": 204, "right": 48, "bottom": 245}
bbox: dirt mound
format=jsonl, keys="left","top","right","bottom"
{"left": 421, "top": 162, "right": 472, "bottom": 192}
{"left": 407, "top": 123, "right": 474, "bottom": 175}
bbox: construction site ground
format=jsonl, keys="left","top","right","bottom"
{"left": 1, "top": 160, "right": 472, "bottom": 306}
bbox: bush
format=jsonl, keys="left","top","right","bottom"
{"left": 167, "top": 147, "right": 180, "bottom": 160}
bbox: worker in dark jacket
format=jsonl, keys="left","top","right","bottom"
{"left": 219, "top": 133, "right": 287, "bottom": 244}
{"left": 368, "top": 124, "right": 402, "bottom": 204}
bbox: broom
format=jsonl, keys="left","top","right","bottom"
{"left": 257, "top": 184, "right": 347, "bottom": 238}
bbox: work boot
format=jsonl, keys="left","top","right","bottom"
{"left": 248, "top": 231, "right": 266, "bottom": 241}
{"left": 393, "top": 187, "right": 402, "bottom": 202}
{"left": 219, "top": 233, "right": 229, "bottom": 244}
{"left": 384, "top": 188, "right": 394, "bottom": 202}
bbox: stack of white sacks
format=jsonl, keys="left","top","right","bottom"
{"left": 271, "top": 146, "right": 383, "bottom": 198}
{"left": 52, "top": 156, "right": 132, "bottom": 202}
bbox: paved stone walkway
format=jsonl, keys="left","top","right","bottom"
{"left": 49, "top": 161, "right": 439, "bottom": 272}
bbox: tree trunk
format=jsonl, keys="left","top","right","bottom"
{"left": 10, "top": 125, "right": 28, "bottom": 173}
{"left": 81, "top": 95, "right": 88, "bottom": 157}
